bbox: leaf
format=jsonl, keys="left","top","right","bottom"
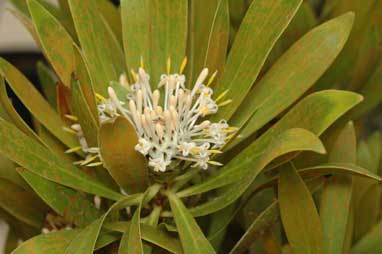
{"left": 187, "top": 128, "right": 325, "bottom": 218}
{"left": 187, "top": 0, "right": 229, "bottom": 85}
{"left": 211, "top": 0, "right": 302, "bottom": 121}
{"left": 177, "top": 128, "right": 325, "bottom": 198}
{"left": 0, "top": 77, "right": 45, "bottom": 145}
{"left": 64, "top": 218, "right": 104, "bottom": 254}
{"left": 12, "top": 230, "right": 79, "bottom": 254}
{"left": 36, "top": 62, "right": 58, "bottom": 108}
{"left": 0, "top": 117, "right": 123, "bottom": 201}
{"left": 121, "top": 0, "right": 188, "bottom": 85}
{"left": 70, "top": 77, "right": 98, "bottom": 147}
{"left": 320, "top": 122, "right": 356, "bottom": 254}
{"left": 352, "top": 219, "right": 382, "bottom": 253}
{"left": 230, "top": 12, "right": 355, "bottom": 146}
{"left": 230, "top": 201, "right": 279, "bottom": 254}
{"left": 28, "top": 0, "right": 75, "bottom": 87}
{"left": 0, "top": 177, "right": 46, "bottom": 228}
{"left": 72, "top": 44, "right": 98, "bottom": 120}
{"left": 68, "top": 0, "right": 124, "bottom": 95}
{"left": 230, "top": 177, "right": 325, "bottom": 254}
{"left": 17, "top": 168, "right": 100, "bottom": 227}
{"left": 95, "top": 0, "right": 122, "bottom": 46}
{"left": 278, "top": 164, "right": 323, "bottom": 254}
{"left": 167, "top": 191, "right": 215, "bottom": 254}
{"left": 104, "top": 222, "right": 183, "bottom": 254}
{"left": 64, "top": 193, "right": 143, "bottom": 254}
{"left": 99, "top": 117, "right": 148, "bottom": 193}
{"left": 187, "top": 90, "right": 362, "bottom": 216}
{"left": 0, "top": 58, "right": 78, "bottom": 149}
{"left": 118, "top": 204, "right": 143, "bottom": 254}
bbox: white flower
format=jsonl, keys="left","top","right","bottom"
{"left": 66, "top": 58, "right": 236, "bottom": 172}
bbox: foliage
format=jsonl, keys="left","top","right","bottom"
{"left": 0, "top": 0, "right": 380, "bottom": 253}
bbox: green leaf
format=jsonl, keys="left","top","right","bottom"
{"left": 187, "top": 90, "right": 362, "bottom": 216}
{"left": 104, "top": 222, "right": 183, "bottom": 254}
{"left": 320, "top": 122, "right": 356, "bottom": 254}
{"left": 64, "top": 193, "right": 143, "bottom": 254}
{"left": 36, "top": 62, "right": 57, "bottom": 108}
{"left": 17, "top": 168, "right": 100, "bottom": 227}
{"left": 28, "top": 0, "right": 75, "bottom": 87}
{"left": 0, "top": 77, "right": 45, "bottom": 146}
{"left": 99, "top": 117, "right": 148, "bottom": 193}
{"left": 12, "top": 230, "right": 78, "bottom": 254}
{"left": 70, "top": 77, "right": 98, "bottom": 147}
{"left": 72, "top": 44, "right": 98, "bottom": 120}
{"left": 118, "top": 204, "right": 143, "bottom": 254}
{"left": 230, "top": 201, "right": 279, "bottom": 254}
{"left": 211, "top": 0, "right": 302, "bottom": 121}
{"left": 178, "top": 128, "right": 325, "bottom": 198}
{"left": 95, "top": 0, "right": 122, "bottom": 46}
{"left": 68, "top": 0, "right": 124, "bottom": 95}
{"left": 0, "top": 177, "right": 46, "bottom": 228}
{"left": 64, "top": 218, "right": 104, "bottom": 254}
{"left": 230, "top": 12, "right": 355, "bottom": 146}
{"left": 230, "top": 177, "right": 325, "bottom": 254}
{"left": 0, "top": 117, "right": 123, "bottom": 201}
{"left": 0, "top": 58, "right": 78, "bottom": 149}
{"left": 121, "top": 0, "right": 188, "bottom": 85}
{"left": 187, "top": 0, "right": 229, "bottom": 85}
{"left": 167, "top": 191, "right": 215, "bottom": 254}
{"left": 278, "top": 164, "right": 323, "bottom": 254}
{"left": 352, "top": 220, "right": 382, "bottom": 253}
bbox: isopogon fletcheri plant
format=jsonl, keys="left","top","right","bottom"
{"left": 0, "top": 0, "right": 382, "bottom": 253}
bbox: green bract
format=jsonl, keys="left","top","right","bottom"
{"left": 0, "top": 0, "right": 381, "bottom": 253}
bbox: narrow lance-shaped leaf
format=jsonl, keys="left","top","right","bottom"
{"left": 187, "top": 0, "right": 229, "bottom": 85}
{"left": 187, "top": 128, "right": 326, "bottom": 218}
{"left": 0, "top": 177, "right": 47, "bottom": 228}
{"left": 121, "top": 0, "right": 188, "bottom": 85}
{"left": 320, "top": 122, "right": 356, "bottom": 254}
{"left": 0, "top": 58, "right": 78, "bottom": 149}
{"left": 167, "top": 191, "right": 216, "bottom": 254}
{"left": 179, "top": 90, "right": 362, "bottom": 197}
{"left": 186, "top": 90, "right": 362, "bottom": 216}
{"left": 68, "top": 0, "right": 124, "bottom": 95}
{"left": 278, "top": 164, "right": 323, "bottom": 254}
{"left": 99, "top": 117, "right": 148, "bottom": 193}
{"left": 0, "top": 77, "right": 46, "bottom": 146}
{"left": 230, "top": 12, "right": 355, "bottom": 147}
{"left": 17, "top": 168, "right": 101, "bottom": 227}
{"left": 28, "top": 0, "right": 75, "bottom": 87}
{"left": 178, "top": 128, "right": 326, "bottom": 198}
{"left": 211, "top": 0, "right": 302, "bottom": 121}
{"left": 12, "top": 230, "right": 79, "bottom": 254}
{"left": 118, "top": 186, "right": 161, "bottom": 254}
{"left": 70, "top": 76, "right": 98, "bottom": 147}
{"left": 64, "top": 193, "right": 143, "bottom": 254}
{"left": 36, "top": 62, "right": 58, "bottom": 108}
{"left": 72, "top": 44, "right": 98, "bottom": 120}
{"left": 0, "top": 117, "right": 122, "bottom": 201}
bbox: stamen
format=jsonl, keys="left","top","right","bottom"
{"left": 65, "top": 146, "right": 82, "bottom": 153}
{"left": 218, "top": 99, "right": 232, "bottom": 107}
{"left": 63, "top": 127, "right": 77, "bottom": 135}
{"left": 64, "top": 114, "right": 78, "bottom": 121}
{"left": 87, "top": 162, "right": 103, "bottom": 167}
{"left": 208, "top": 161, "right": 223, "bottom": 166}
{"left": 166, "top": 57, "right": 171, "bottom": 74}
{"left": 140, "top": 56, "right": 144, "bottom": 69}
{"left": 207, "top": 71, "right": 218, "bottom": 87}
{"left": 179, "top": 57, "right": 188, "bottom": 74}
{"left": 215, "top": 89, "right": 229, "bottom": 102}
{"left": 81, "top": 155, "right": 99, "bottom": 166}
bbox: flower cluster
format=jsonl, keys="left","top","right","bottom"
{"left": 66, "top": 59, "right": 236, "bottom": 172}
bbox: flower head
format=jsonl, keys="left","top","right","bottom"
{"left": 69, "top": 58, "right": 236, "bottom": 172}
